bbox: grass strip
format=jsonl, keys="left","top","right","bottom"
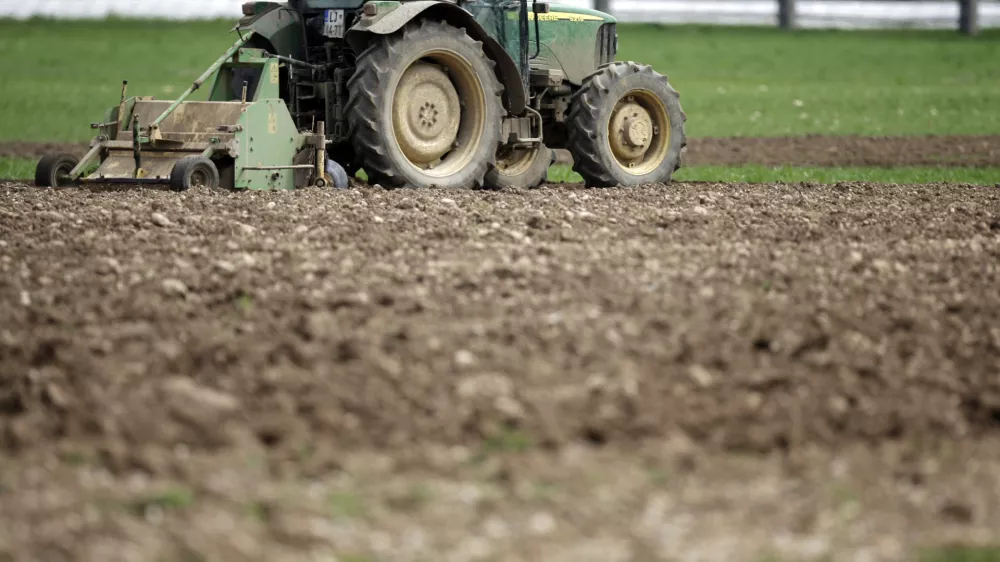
{"left": 1, "top": 20, "right": 998, "bottom": 142}
{"left": 5, "top": 157, "right": 997, "bottom": 186}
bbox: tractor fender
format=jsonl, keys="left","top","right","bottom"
{"left": 346, "top": 1, "right": 527, "bottom": 115}
{"left": 237, "top": 4, "right": 307, "bottom": 62}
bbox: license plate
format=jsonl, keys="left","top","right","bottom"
{"left": 323, "top": 10, "right": 346, "bottom": 38}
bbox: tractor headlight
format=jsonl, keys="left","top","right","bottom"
{"left": 242, "top": 2, "right": 257, "bottom": 16}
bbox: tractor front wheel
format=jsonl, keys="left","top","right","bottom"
{"left": 35, "top": 153, "right": 80, "bottom": 188}
{"left": 347, "top": 20, "right": 503, "bottom": 189}
{"left": 170, "top": 156, "right": 220, "bottom": 192}
{"left": 567, "top": 62, "right": 686, "bottom": 187}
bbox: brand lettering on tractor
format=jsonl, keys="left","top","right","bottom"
{"left": 507, "top": 11, "right": 605, "bottom": 21}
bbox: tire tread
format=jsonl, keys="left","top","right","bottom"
{"left": 347, "top": 20, "right": 503, "bottom": 189}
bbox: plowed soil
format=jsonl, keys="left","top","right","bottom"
{"left": 8, "top": 134, "right": 1000, "bottom": 169}
{"left": 2, "top": 180, "right": 999, "bottom": 561}
{"left": 685, "top": 134, "right": 1000, "bottom": 168}
{"left": 554, "top": 134, "right": 1000, "bottom": 168}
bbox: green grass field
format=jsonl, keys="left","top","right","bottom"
{"left": 921, "top": 547, "right": 1000, "bottom": 562}
{"left": 2, "top": 19, "right": 999, "bottom": 183}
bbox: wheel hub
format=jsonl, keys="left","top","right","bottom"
{"left": 418, "top": 102, "right": 440, "bottom": 129}
{"left": 55, "top": 163, "right": 74, "bottom": 187}
{"left": 393, "top": 62, "right": 461, "bottom": 167}
{"left": 625, "top": 118, "right": 651, "bottom": 148}
{"left": 610, "top": 101, "right": 655, "bottom": 164}
{"left": 604, "top": 91, "right": 671, "bottom": 176}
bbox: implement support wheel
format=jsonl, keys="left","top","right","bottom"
{"left": 170, "top": 156, "right": 220, "bottom": 192}
{"left": 35, "top": 153, "right": 80, "bottom": 188}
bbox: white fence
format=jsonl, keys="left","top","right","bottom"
{"left": 1, "top": 0, "right": 998, "bottom": 29}
{"left": 612, "top": 1, "right": 1000, "bottom": 28}
{"left": 0, "top": 0, "right": 247, "bottom": 19}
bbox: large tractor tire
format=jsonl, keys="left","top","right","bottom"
{"left": 347, "top": 20, "right": 504, "bottom": 189}
{"left": 484, "top": 143, "right": 554, "bottom": 190}
{"left": 567, "top": 62, "right": 687, "bottom": 187}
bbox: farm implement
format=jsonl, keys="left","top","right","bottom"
{"left": 37, "top": 0, "right": 686, "bottom": 191}
{"left": 36, "top": 33, "right": 340, "bottom": 191}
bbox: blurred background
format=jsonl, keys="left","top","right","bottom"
{"left": 2, "top": 0, "right": 998, "bottom": 30}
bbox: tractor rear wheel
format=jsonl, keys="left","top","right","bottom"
{"left": 347, "top": 20, "right": 503, "bottom": 189}
{"left": 567, "top": 62, "right": 686, "bottom": 187}
{"left": 169, "top": 156, "right": 220, "bottom": 192}
{"left": 484, "top": 143, "right": 554, "bottom": 190}
{"left": 35, "top": 153, "right": 79, "bottom": 188}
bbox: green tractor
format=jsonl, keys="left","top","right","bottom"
{"left": 36, "top": 0, "right": 686, "bottom": 190}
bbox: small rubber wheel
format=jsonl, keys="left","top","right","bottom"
{"left": 325, "top": 158, "right": 350, "bottom": 189}
{"left": 35, "top": 153, "right": 80, "bottom": 188}
{"left": 329, "top": 142, "right": 362, "bottom": 177}
{"left": 169, "top": 156, "right": 220, "bottom": 192}
{"left": 484, "top": 143, "right": 554, "bottom": 190}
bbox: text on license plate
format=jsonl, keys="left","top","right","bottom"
{"left": 323, "top": 10, "right": 345, "bottom": 38}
